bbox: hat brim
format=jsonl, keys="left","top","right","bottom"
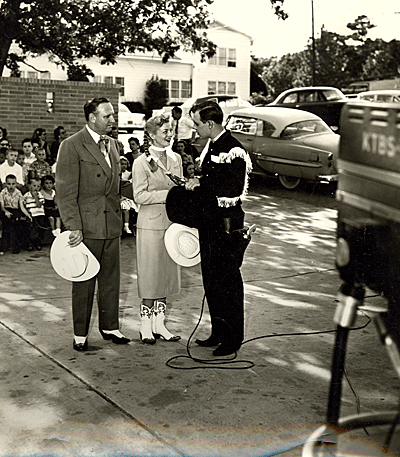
{"left": 50, "top": 231, "right": 100, "bottom": 281}
{"left": 164, "top": 223, "right": 201, "bottom": 267}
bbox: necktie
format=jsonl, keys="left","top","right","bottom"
{"left": 175, "top": 119, "right": 179, "bottom": 136}
{"left": 99, "top": 136, "right": 111, "bottom": 166}
{"left": 99, "top": 136, "right": 109, "bottom": 155}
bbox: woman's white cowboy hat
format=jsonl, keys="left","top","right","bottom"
{"left": 164, "top": 223, "right": 200, "bottom": 267}
{"left": 50, "top": 231, "right": 100, "bottom": 281}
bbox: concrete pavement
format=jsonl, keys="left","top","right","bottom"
{"left": 0, "top": 186, "right": 396, "bottom": 456}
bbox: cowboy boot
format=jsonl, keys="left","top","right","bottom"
{"left": 152, "top": 300, "right": 181, "bottom": 342}
{"left": 139, "top": 303, "right": 156, "bottom": 344}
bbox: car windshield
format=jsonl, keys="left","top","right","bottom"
{"left": 281, "top": 120, "right": 331, "bottom": 140}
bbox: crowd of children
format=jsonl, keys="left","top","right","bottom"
{"left": 0, "top": 124, "right": 202, "bottom": 255}
{"left": 0, "top": 128, "right": 61, "bottom": 255}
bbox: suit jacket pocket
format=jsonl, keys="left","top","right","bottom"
{"left": 80, "top": 203, "right": 99, "bottom": 236}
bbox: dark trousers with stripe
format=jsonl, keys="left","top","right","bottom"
{"left": 199, "top": 209, "right": 245, "bottom": 347}
{"left": 72, "top": 237, "right": 120, "bottom": 337}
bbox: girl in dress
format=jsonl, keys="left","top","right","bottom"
{"left": 132, "top": 115, "right": 183, "bottom": 344}
{"left": 41, "top": 175, "right": 61, "bottom": 237}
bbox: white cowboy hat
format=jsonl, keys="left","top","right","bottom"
{"left": 50, "top": 231, "right": 100, "bottom": 281}
{"left": 164, "top": 223, "right": 200, "bottom": 267}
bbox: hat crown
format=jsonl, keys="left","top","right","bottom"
{"left": 177, "top": 232, "right": 199, "bottom": 258}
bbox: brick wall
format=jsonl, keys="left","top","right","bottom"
{"left": 0, "top": 77, "right": 120, "bottom": 149}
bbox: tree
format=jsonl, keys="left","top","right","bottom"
{"left": 347, "top": 15, "right": 376, "bottom": 43}
{"left": 0, "top": 0, "right": 288, "bottom": 78}
{"left": 143, "top": 76, "right": 168, "bottom": 118}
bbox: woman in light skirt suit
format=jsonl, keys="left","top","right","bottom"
{"left": 132, "top": 115, "right": 183, "bottom": 344}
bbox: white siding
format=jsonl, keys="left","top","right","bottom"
{"left": 5, "top": 20, "right": 251, "bottom": 104}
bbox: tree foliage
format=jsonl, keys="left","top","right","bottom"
{"left": 143, "top": 76, "right": 169, "bottom": 118}
{"left": 254, "top": 15, "right": 400, "bottom": 99}
{"left": 0, "top": 0, "right": 288, "bottom": 78}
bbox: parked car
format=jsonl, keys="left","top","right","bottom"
{"left": 118, "top": 103, "right": 145, "bottom": 132}
{"left": 356, "top": 90, "right": 400, "bottom": 103}
{"left": 269, "top": 86, "right": 348, "bottom": 132}
{"left": 180, "top": 94, "right": 252, "bottom": 120}
{"left": 225, "top": 107, "right": 339, "bottom": 189}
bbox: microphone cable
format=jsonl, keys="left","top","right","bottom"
{"left": 165, "top": 295, "right": 372, "bottom": 371}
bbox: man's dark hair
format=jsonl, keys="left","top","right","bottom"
{"left": 189, "top": 101, "right": 223, "bottom": 125}
{"left": 54, "top": 126, "right": 65, "bottom": 141}
{"left": 21, "top": 138, "right": 32, "bottom": 146}
{"left": 5, "top": 174, "right": 16, "bottom": 182}
{"left": 172, "top": 106, "right": 182, "bottom": 115}
{"left": 84, "top": 97, "right": 110, "bottom": 121}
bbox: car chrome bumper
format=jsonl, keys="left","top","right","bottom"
{"left": 316, "top": 173, "right": 338, "bottom": 182}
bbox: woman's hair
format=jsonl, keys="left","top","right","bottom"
{"left": 128, "top": 137, "right": 140, "bottom": 147}
{"left": 143, "top": 115, "right": 170, "bottom": 172}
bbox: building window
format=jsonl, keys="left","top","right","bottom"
{"left": 218, "top": 82, "right": 226, "bottom": 94}
{"left": 92, "top": 75, "right": 102, "bottom": 83}
{"left": 228, "top": 49, "right": 236, "bottom": 67}
{"left": 161, "top": 80, "right": 191, "bottom": 100}
{"left": 227, "top": 82, "right": 236, "bottom": 95}
{"left": 27, "top": 71, "right": 38, "bottom": 79}
{"left": 40, "top": 72, "right": 51, "bottom": 80}
{"left": 208, "top": 81, "right": 217, "bottom": 95}
{"left": 209, "top": 47, "right": 237, "bottom": 67}
{"left": 218, "top": 48, "right": 227, "bottom": 66}
{"left": 115, "top": 76, "right": 125, "bottom": 96}
{"left": 104, "top": 76, "right": 113, "bottom": 84}
{"left": 170, "top": 80, "right": 179, "bottom": 99}
{"left": 181, "top": 81, "right": 191, "bottom": 99}
{"left": 208, "top": 81, "right": 236, "bottom": 95}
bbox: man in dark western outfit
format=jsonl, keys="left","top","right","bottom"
{"left": 56, "top": 97, "right": 130, "bottom": 351}
{"left": 186, "top": 101, "right": 252, "bottom": 356}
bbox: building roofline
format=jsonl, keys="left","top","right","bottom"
{"left": 208, "top": 19, "right": 253, "bottom": 42}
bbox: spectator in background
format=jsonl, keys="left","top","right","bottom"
{"left": 0, "top": 139, "right": 11, "bottom": 149}
{"left": 0, "top": 127, "right": 8, "bottom": 141}
{"left": 119, "top": 156, "right": 135, "bottom": 235}
{"left": 0, "top": 148, "right": 7, "bottom": 166}
{"left": 50, "top": 126, "right": 68, "bottom": 165}
{"left": 32, "top": 128, "right": 51, "bottom": 163}
{"left": 41, "top": 175, "right": 61, "bottom": 237}
{"left": 171, "top": 106, "right": 195, "bottom": 143}
{"left": 16, "top": 150, "right": 25, "bottom": 167}
{"left": 0, "top": 149, "right": 24, "bottom": 190}
{"left": 0, "top": 174, "right": 32, "bottom": 254}
{"left": 183, "top": 161, "right": 195, "bottom": 180}
{"left": 23, "top": 176, "right": 47, "bottom": 251}
{"left": 21, "top": 138, "right": 36, "bottom": 185}
{"left": 28, "top": 147, "right": 52, "bottom": 181}
{"left": 124, "top": 137, "right": 142, "bottom": 171}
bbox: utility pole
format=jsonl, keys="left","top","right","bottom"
{"left": 311, "top": 0, "right": 316, "bottom": 86}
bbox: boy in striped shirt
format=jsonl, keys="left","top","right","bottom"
{"left": 23, "top": 177, "right": 47, "bottom": 250}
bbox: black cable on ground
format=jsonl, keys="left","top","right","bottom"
{"left": 165, "top": 295, "right": 372, "bottom": 371}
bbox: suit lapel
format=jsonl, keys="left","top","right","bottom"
{"left": 82, "top": 129, "right": 112, "bottom": 179}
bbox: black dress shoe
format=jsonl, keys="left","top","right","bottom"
{"left": 195, "top": 335, "right": 222, "bottom": 347}
{"left": 100, "top": 330, "right": 130, "bottom": 344}
{"left": 73, "top": 339, "right": 88, "bottom": 351}
{"left": 213, "top": 344, "right": 241, "bottom": 357}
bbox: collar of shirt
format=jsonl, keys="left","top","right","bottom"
{"left": 211, "top": 129, "right": 226, "bottom": 144}
{"left": 86, "top": 125, "right": 103, "bottom": 144}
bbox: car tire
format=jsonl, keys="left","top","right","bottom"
{"left": 278, "top": 175, "right": 301, "bottom": 190}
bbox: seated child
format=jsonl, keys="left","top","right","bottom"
{"left": 119, "top": 156, "right": 136, "bottom": 235}
{"left": 23, "top": 177, "right": 48, "bottom": 250}
{"left": 28, "top": 147, "right": 52, "bottom": 182}
{"left": 0, "top": 174, "right": 32, "bottom": 254}
{"left": 41, "top": 175, "right": 61, "bottom": 237}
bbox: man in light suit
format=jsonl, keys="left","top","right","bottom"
{"left": 56, "top": 97, "right": 130, "bottom": 351}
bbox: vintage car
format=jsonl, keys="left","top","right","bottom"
{"left": 269, "top": 86, "right": 347, "bottom": 132}
{"left": 225, "top": 107, "right": 339, "bottom": 189}
{"left": 118, "top": 103, "right": 146, "bottom": 132}
{"left": 356, "top": 90, "right": 400, "bottom": 103}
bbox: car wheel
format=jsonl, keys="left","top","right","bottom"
{"left": 278, "top": 175, "right": 301, "bottom": 190}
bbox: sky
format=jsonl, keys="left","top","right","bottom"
{"left": 208, "top": 0, "right": 400, "bottom": 58}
